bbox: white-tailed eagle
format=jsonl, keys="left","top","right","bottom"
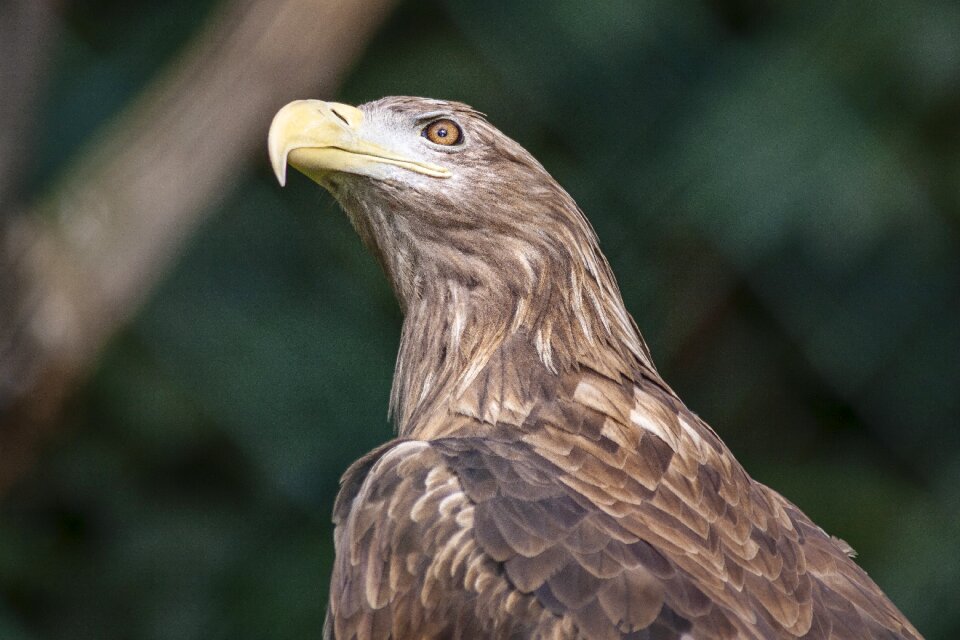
{"left": 268, "top": 97, "right": 921, "bottom": 640}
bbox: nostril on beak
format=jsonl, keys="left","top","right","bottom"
{"left": 331, "top": 108, "right": 349, "bottom": 126}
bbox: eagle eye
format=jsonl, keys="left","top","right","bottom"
{"left": 422, "top": 119, "right": 463, "bottom": 146}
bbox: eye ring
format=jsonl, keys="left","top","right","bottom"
{"left": 422, "top": 119, "right": 463, "bottom": 146}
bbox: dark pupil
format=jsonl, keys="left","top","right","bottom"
{"left": 436, "top": 126, "right": 448, "bottom": 138}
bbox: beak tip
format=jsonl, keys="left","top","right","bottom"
{"left": 268, "top": 142, "right": 288, "bottom": 186}
{"left": 268, "top": 156, "right": 288, "bottom": 187}
{"left": 268, "top": 104, "right": 297, "bottom": 187}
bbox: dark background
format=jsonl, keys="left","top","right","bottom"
{"left": 1, "top": 0, "right": 958, "bottom": 638}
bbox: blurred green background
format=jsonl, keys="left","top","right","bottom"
{"left": 2, "top": 0, "right": 959, "bottom": 638}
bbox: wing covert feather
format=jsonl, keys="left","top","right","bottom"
{"left": 325, "top": 370, "right": 922, "bottom": 639}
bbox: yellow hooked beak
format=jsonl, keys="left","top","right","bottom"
{"left": 268, "top": 100, "right": 450, "bottom": 186}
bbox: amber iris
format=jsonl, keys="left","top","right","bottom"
{"left": 422, "top": 119, "right": 462, "bottom": 146}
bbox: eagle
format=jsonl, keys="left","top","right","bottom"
{"left": 267, "top": 97, "right": 921, "bottom": 640}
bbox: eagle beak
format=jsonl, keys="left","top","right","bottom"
{"left": 268, "top": 100, "right": 451, "bottom": 186}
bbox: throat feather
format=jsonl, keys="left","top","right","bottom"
{"left": 390, "top": 269, "right": 652, "bottom": 438}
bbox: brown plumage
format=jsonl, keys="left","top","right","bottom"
{"left": 267, "top": 96, "right": 922, "bottom": 639}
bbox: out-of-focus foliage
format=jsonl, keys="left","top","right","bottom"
{"left": 2, "top": 0, "right": 958, "bottom": 638}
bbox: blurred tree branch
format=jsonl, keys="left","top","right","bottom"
{"left": 0, "top": 0, "right": 397, "bottom": 493}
